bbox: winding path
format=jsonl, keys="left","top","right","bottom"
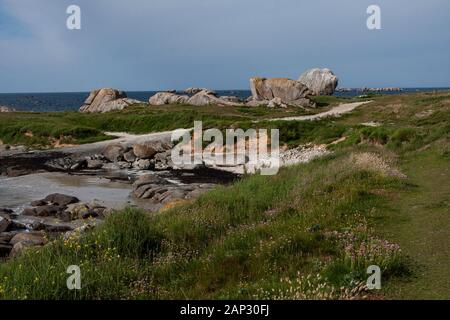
{"left": 267, "top": 101, "right": 372, "bottom": 122}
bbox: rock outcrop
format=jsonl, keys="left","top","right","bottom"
{"left": 298, "top": 68, "right": 338, "bottom": 96}
{"left": 187, "top": 90, "right": 242, "bottom": 106}
{"left": 0, "top": 106, "right": 16, "bottom": 112}
{"left": 184, "top": 87, "right": 213, "bottom": 95}
{"left": 249, "top": 77, "right": 315, "bottom": 108}
{"left": 149, "top": 92, "right": 189, "bottom": 106}
{"left": 79, "top": 88, "right": 142, "bottom": 113}
{"left": 132, "top": 174, "right": 214, "bottom": 206}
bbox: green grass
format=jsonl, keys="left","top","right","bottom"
{"left": 0, "top": 149, "right": 411, "bottom": 299}
{"left": 0, "top": 90, "right": 449, "bottom": 299}
{"left": 0, "top": 96, "right": 357, "bottom": 148}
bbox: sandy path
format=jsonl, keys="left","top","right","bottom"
{"left": 56, "top": 101, "right": 371, "bottom": 155}
{"left": 266, "top": 101, "right": 371, "bottom": 122}
{"left": 61, "top": 130, "right": 178, "bottom": 156}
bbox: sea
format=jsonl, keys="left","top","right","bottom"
{"left": 0, "top": 88, "right": 449, "bottom": 113}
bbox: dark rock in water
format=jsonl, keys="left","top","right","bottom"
{"left": 0, "top": 208, "right": 14, "bottom": 215}
{"left": 31, "top": 221, "right": 73, "bottom": 233}
{"left": 34, "top": 205, "right": 65, "bottom": 217}
{"left": 31, "top": 199, "right": 47, "bottom": 207}
{"left": 22, "top": 208, "right": 37, "bottom": 216}
{"left": 0, "top": 216, "right": 12, "bottom": 233}
{"left": 10, "top": 220, "right": 27, "bottom": 230}
{"left": 44, "top": 193, "right": 79, "bottom": 206}
{"left": 80, "top": 210, "right": 99, "bottom": 219}
{"left": 6, "top": 166, "right": 33, "bottom": 177}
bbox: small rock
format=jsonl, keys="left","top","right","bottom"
{"left": 44, "top": 193, "right": 79, "bottom": 206}
{"left": 10, "top": 231, "right": 46, "bottom": 246}
{"left": 0, "top": 216, "right": 12, "bottom": 233}
{"left": 102, "top": 144, "right": 126, "bottom": 162}
{"left": 134, "top": 159, "right": 152, "bottom": 170}
{"left": 123, "top": 150, "right": 137, "bottom": 163}
{"left": 34, "top": 205, "right": 65, "bottom": 217}
{"left": 86, "top": 158, "right": 104, "bottom": 169}
{"left": 31, "top": 199, "right": 47, "bottom": 207}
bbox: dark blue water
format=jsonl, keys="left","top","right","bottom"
{"left": 0, "top": 88, "right": 448, "bottom": 112}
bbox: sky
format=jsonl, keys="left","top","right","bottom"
{"left": 0, "top": 0, "right": 449, "bottom": 93}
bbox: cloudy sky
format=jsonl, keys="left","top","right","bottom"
{"left": 0, "top": 0, "right": 449, "bottom": 92}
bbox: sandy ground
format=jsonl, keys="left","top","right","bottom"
{"left": 267, "top": 101, "right": 372, "bottom": 122}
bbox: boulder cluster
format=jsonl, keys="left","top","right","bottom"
{"left": 79, "top": 88, "right": 143, "bottom": 113}
{"left": 78, "top": 68, "right": 339, "bottom": 113}
{"left": 0, "top": 194, "right": 107, "bottom": 258}
{"left": 131, "top": 174, "right": 214, "bottom": 206}
{"left": 84, "top": 140, "right": 174, "bottom": 171}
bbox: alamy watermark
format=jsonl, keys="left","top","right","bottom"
{"left": 367, "top": 5, "right": 381, "bottom": 30}
{"left": 171, "top": 121, "right": 280, "bottom": 175}
{"left": 66, "top": 5, "right": 81, "bottom": 30}
{"left": 66, "top": 265, "right": 81, "bottom": 290}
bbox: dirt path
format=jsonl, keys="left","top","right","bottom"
{"left": 60, "top": 130, "right": 177, "bottom": 156}
{"left": 267, "top": 101, "right": 372, "bottom": 122}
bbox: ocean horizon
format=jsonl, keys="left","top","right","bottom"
{"left": 0, "top": 87, "right": 449, "bottom": 112}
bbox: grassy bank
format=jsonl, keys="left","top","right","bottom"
{"left": 0, "top": 148, "right": 411, "bottom": 299}
{"left": 0, "top": 95, "right": 356, "bottom": 148}
{"left": 0, "top": 91, "right": 448, "bottom": 299}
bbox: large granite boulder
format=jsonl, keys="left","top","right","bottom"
{"left": 149, "top": 92, "right": 189, "bottom": 106}
{"left": 249, "top": 78, "right": 315, "bottom": 108}
{"left": 102, "top": 143, "right": 126, "bottom": 162}
{"left": 187, "top": 90, "right": 241, "bottom": 106}
{"left": 79, "top": 88, "right": 142, "bottom": 113}
{"left": 298, "top": 68, "right": 338, "bottom": 96}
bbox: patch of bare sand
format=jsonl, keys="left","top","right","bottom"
{"left": 349, "top": 152, "right": 407, "bottom": 179}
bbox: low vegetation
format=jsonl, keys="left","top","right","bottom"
{"left": 0, "top": 91, "right": 448, "bottom": 299}
{"left": 0, "top": 95, "right": 354, "bottom": 148}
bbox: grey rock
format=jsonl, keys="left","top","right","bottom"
{"left": 10, "top": 231, "right": 46, "bottom": 246}
{"left": 268, "top": 97, "right": 288, "bottom": 109}
{"left": 249, "top": 77, "right": 315, "bottom": 108}
{"left": 34, "top": 205, "right": 65, "bottom": 217}
{"left": 149, "top": 92, "right": 189, "bottom": 106}
{"left": 123, "top": 150, "right": 137, "bottom": 163}
{"left": 187, "top": 90, "right": 242, "bottom": 106}
{"left": 80, "top": 88, "right": 143, "bottom": 113}
{"left": 86, "top": 158, "right": 104, "bottom": 169}
{"left": 102, "top": 143, "right": 125, "bottom": 162}
{"left": 134, "top": 159, "right": 152, "bottom": 170}
{"left": 44, "top": 193, "right": 79, "bottom": 206}
{"left": 184, "top": 87, "right": 214, "bottom": 95}
{"left": 0, "top": 216, "right": 12, "bottom": 233}
{"left": 298, "top": 68, "right": 338, "bottom": 96}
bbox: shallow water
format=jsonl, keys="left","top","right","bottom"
{"left": 0, "top": 172, "right": 135, "bottom": 213}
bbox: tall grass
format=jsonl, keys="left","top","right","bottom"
{"left": 0, "top": 150, "right": 410, "bottom": 300}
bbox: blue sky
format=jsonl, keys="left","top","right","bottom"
{"left": 0, "top": 0, "right": 449, "bottom": 93}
